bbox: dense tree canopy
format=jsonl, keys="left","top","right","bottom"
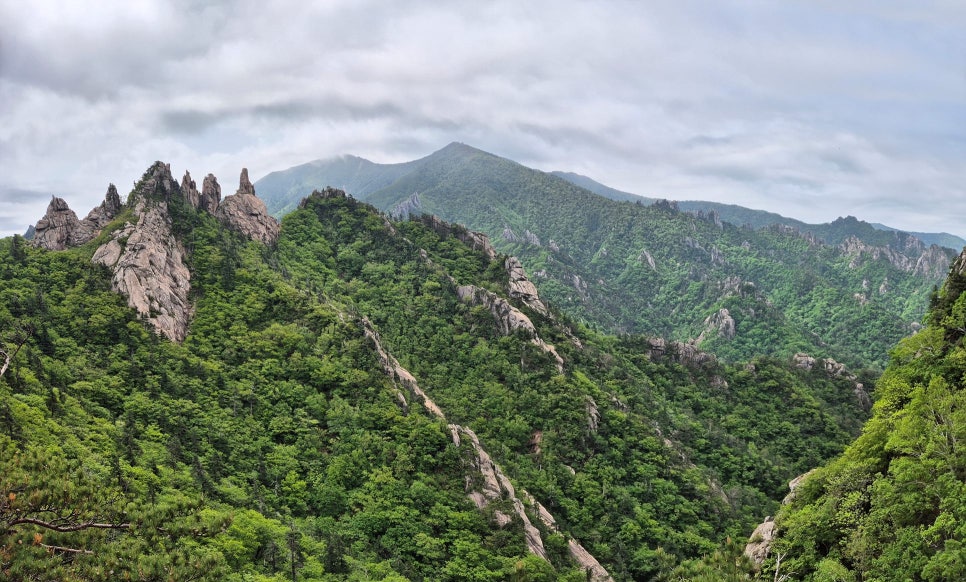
{"left": 1, "top": 185, "right": 880, "bottom": 580}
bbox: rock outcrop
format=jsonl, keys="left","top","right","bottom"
{"left": 216, "top": 168, "right": 280, "bottom": 244}
{"left": 33, "top": 197, "right": 92, "bottom": 250}
{"left": 34, "top": 185, "right": 125, "bottom": 251}
{"left": 298, "top": 186, "right": 347, "bottom": 207}
{"left": 361, "top": 317, "right": 610, "bottom": 579}
{"left": 457, "top": 284, "right": 564, "bottom": 372}
{"left": 745, "top": 469, "right": 817, "bottom": 567}
{"left": 638, "top": 248, "right": 656, "bottom": 270}
{"left": 92, "top": 163, "right": 192, "bottom": 342}
{"left": 180, "top": 171, "right": 201, "bottom": 210}
{"left": 648, "top": 338, "right": 717, "bottom": 368}
{"left": 199, "top": 174, "right": 222, "bottom": 214}
{"left": 453, "top": 228, "right": 496, "bottom": 260}
{"left": 82, "top": 184, "right": 123, "bottom": 231}
{"left": 792, "top": 353, "right": 871, "bottom": 411}
{"left": 506, "top": 257, "right": 549, "bottom": 316}
{"left": 502, "top": 226, "right": 519, "bottom": 243}
{"left": 390, "top": 192, "right": 421, "bottom": 219}
{"left": 698, "top": 307, "right": 736, "bottom": 342}
{"left": 418, "top": 214, "right": 497, "bottom": 261}
{"left": 30, "top": 161, "right": 281, "bottom": 342}
{"left": 840, "top": 235, "right": 954, "bottom": 279}
{"left": 744, "top": 517, "right": 776, "bottom": 566}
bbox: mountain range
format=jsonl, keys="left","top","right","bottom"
{"left": 4, "top": 162, "right": 882, "bottom": 579}
{"left": 548, "top": 170, "right": 966, "bottom": 250}
{"left": 3, "top": 147, "right": 964, "bottom": 580}
{"left": 256, "top": 142, "right": 957, "bottom": 370}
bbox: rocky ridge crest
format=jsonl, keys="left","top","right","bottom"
{"left": 31, "top": 162, "right": 280, "bottom": 341}
{"left": 32, "top": 184, "right": 123, "bottom": 251}
{"left": 92, "top": 163, "right": 192, "bottom": 342}
{"left": 456, "top": 284, "right": 564, "bottom": 372}
{"left": 839, "top": 235, "right": 953, "bottom": 279}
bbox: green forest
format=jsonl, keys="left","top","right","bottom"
{"left": 260, "top": 143, "right": 954, "bottom": 372}
{"left": 0, "top": 164, "right": 912, "bottom": 580}
{"left": 762, "top": 254, "right": 966, "bottom": 581}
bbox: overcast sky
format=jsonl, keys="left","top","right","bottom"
{"left": 2, "top": 0, "right": 965, "bottom": 238}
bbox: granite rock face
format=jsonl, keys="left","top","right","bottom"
{"left": 216, "top": 168, "right": 280, "bottom": 244}
{"left": 505, "top": 257, "right": 550, "bottom": 316}
{"left": 30, "top": 161, "right": 285, "bottom": 342}
{"left": 456, "top": 284, "right": 564, "bottom": 372}
{"left": 32, "top": 197, "right": 90, "bottom": 250}
{"left": 34, "top": 185, "right": 121, "bottom": 250}
{"left": 700, "top": 307, "right": 736, "bottom": 341}
{"left": 199, "top": 174, "right": 222, "bottom": 214}
{"left": 83, "top": 184, "right": 123, "bottom": 231}
{"left": 839, "top": 234, "right": 954, "bottom": 279}
{"left": 92, "top": 163, "right": 192, "bottom": 342}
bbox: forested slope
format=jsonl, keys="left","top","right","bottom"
{"left": 258, "top": 143, "right": 954, "bottom": 371}
{"left": 764, "top": 249, "right": 966, "bottom": 581}
{"left": 1, "top": 165, "right": 874, "bottom": 580}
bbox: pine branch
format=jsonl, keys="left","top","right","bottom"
{"left": 7, "top": 517, "right": 130, "bottom": 533}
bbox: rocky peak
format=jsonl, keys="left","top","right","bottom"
{"left": 134, "top": 162, "right": 180, "bottom": 203}
{"left": 236, "top": 167, "right": 256, "bottom": 196}
{"left": 82, "top": 184, "right": 123, "bottom": 230}
{"left": 299, "top": 186, "right": 347, "bottom": 207}
{"left": 92, "top": 173, "right": 192, "bottom": 342}
{"left": 180, "top": 171, "right": 201, "bottom": 210}
{"left": 32, "top": 197, "right": 91, "bottom": 250}
{"left": 199, "top": 174, "right": 221, "bottom": 214}
{"left": 215, "top": 168, "right": 280, "bottom": 244}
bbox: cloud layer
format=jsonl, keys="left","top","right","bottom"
{"left": 2, "top": 0, "right": 964, "bottom": 237}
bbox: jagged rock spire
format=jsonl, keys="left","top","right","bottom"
{"left": 236, "top": 168, "right": 256, "bottom": 196}
{"left": 215, "top": 167, "right": 279, "bottom": 244}
{"left": 181, "top": 171, "right": 200, "bottom": 209}
{"left": 33, "top": 197, "right": 88, "bottom": 250}
{"left": 200, "top": 174, "right": 221, "bottom": 214}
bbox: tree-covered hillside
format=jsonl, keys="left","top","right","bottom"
{"left": 1, "top": 168, "right": 874, "bottom": 580}
{"left": 550, "top": 171, "right": 966, "bottom": 250}
{"left": 257, "top": 143, "right": 955, "bottom": 371}
{"left": 763, "top": 249, "right": 966, "bottom": 581}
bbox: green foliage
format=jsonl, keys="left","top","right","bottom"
{"left": 0, "top": 184, "right": 877, "bottom": 580}
{"left": 771, "top": 252, "right": 966, "bottom": 581}
{"left": 258, "top": 142, "right": 953, "bottom": 371}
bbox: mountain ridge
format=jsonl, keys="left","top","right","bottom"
{"left": 2, "top": 161, "right": 877, "bottom": 579}
{"left": 255, "top": 142, "right": 956, "bottom": 370}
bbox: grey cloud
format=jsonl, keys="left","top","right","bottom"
{"left": 1, "top": 0, "right": 964, "bottom": 237}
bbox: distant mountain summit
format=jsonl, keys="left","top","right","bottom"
{"left": 256, "top": 143, "right": 957, "bottom": 369}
